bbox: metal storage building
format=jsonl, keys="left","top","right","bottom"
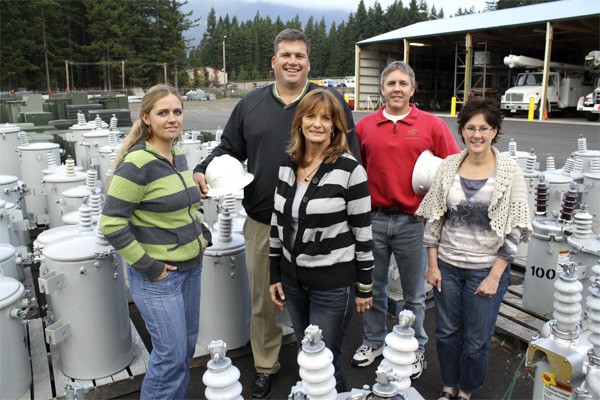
{"left": 354, "top": 0, "right": 599, "bottom": 115}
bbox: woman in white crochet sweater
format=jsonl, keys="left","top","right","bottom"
{"left": 415, "top": 98, "right": 531, "bottom": 400}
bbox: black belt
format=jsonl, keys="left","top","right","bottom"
{"left": 373, "top": 207, "right": 404, "bottom": 215}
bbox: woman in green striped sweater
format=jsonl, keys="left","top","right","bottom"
{"left": 100, "top": 84, "right": 210, "bottom": 399}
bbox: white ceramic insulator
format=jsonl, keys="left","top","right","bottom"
{"left": 297, "top": 348, "right": 336, "bottom": 400}
{"left": 89, "top": 193, "right": 102, "bottom": 216}
{"left": 202, "top": 351, "right": 243, "bottom": 400}
{"left": 78, "top": 204, "right": 94, "bottom": 232}
{"left": 590, "top": 158, "right": 600, "bottom": 173}
{"left": 572, "top": 209, "right": 594, "bottom": 239}
{"left": 108, "top": 152, "right": 117, "bottom": 171}
{"left": 524, "top": 151, "right": 537, "bottom": 173}
{"left": 586, "top": 287, "right": 600, "bottom": 356}
{"left": 578, "top": 135, "right": 588, "bottom": 152}
{"left": 222, "top": 194, "right": 236, "bottom": 215}
{"left": 65, "top": 157, "right": 76, "bottom": 176}
{"left": 217, "top": 206, "right": 233, "bottom": 243}
{"left": 77, "top": 111, "right": 87, "bottom": 125}
{"left": 18, "top": 131, "right": 29, "bottom": 146}
{"left": 574, "top": 157, "right": 584, "bottom": 174}
{"left": 46, "top": 152, "right": 57, "bottom": 167}
{"left": 379, "top": 311, "right": 418, "bottom": 393}
{"left": 94, "top": 114, "right": 103, "bottom": 129}
{"left": 508, "top": 138, "right": 517, "bottom": 157}
{"left": 86, "top": 169, "right": 97, "bottom": 191}
{"left": 95, "top": 225, "right": 110, "bottom": 247}
{"left": 562, "top": 158, "right": 575, "bottom": 175}
{"left": 108, "top": 129, "right": 119, "bottom": 147}
{"left": 553, "top": 268, "right": 583, "bottom": 333}
{"left": 546, "top": 154, "right": 556, "bottom": 171}
{"left": 109, "top": 114, "right": 118, "bottom": 131}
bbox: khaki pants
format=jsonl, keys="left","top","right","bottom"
{"left": 243, "top": 217, "right": 282, "bottom": 373}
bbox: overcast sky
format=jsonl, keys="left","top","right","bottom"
{"left": 238, "top": 0, "right": 485, "bottom": 15}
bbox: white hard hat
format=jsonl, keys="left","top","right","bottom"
{"left": 205, "top": 154, "right": 254, "bottom": 197}
{"left": 412, "top": 149, "right": 442, "bottom": 196}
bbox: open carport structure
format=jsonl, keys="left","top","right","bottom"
{"left": 353, "top": 0, "right": 599, "bottom": 118}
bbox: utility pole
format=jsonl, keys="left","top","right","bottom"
{"left": 223, "top": 36, "right": 227, "bottom": 86}
{"left": 65, "top": 60, "right": 70, "bottom": 93}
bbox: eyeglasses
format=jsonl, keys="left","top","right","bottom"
{"left": 463, "top": 126, "right": 494, "bottom": 134}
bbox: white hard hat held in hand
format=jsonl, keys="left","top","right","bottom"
{"left": 205, "top": 154, "right": 254, "bottom": 197}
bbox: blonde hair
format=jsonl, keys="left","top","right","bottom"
{"left": 288, "top": 89, "right": 348, "bottom": 165}
{"left": 113, "top": 84, "right": 183, "bottom": 170}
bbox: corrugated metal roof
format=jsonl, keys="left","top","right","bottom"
{"left": 357, "top": 0, "right": 600, "bottom": 45}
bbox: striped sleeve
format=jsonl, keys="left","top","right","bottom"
{"left": 346, "top": 162, "right": 374, "bottom": 296}
{"left": 99, "top": 156, "right": 164, "bottom": 280}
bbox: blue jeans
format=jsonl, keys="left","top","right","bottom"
{"left": 434, "top": 259, "right": 510, "bottom": 393}
{"left": 362, "top": 210, "right": 428, "bottom": 353}
{"left": 128, "top": 265, "right": 201, "bottom": 400}
{"left": 281, "top": 273, "right": 354, "bottom": 393}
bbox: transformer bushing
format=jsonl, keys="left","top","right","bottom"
{"left": 197, "top": 205, "right": 250, "bottom": 350}
{"left": 542, "top": 170, "right": 574, "bottom": 218}
{"left": 574, "top": 279, "right": 600, "bottom": 399}
{"left": 202, "top": 340, "right": 243, "bottom": 400}
{"left": 567, "top": 207, "right": 600, "bottom": 327}
{"left": 366, "top": 366, "right": 405, "bottom": 400}
{"left": 295, "top": 325, "right": 337, "bottom": 400}
{"left": 562, "top": 154, "right": 584, "bottom": 183}
{"left": 527, "top": 264, "right": 592, "bottom": 399}
{"left": 574, "top": 134, "right": 600, "bottom": 173}
{"left": 378, "top": 310, "right": 418, "bottom": 394}
{"left": 501, "top": 138, "right": 529, "bottom": 169}
{"left": 210, "top": 196, "right": 246, "bottom": 234}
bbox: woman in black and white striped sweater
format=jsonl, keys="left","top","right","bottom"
{"left": 268, "top": 89, "right": 373, "bottom": 393}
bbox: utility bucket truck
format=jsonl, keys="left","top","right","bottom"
{"left": 576, "top": 51, "right": 600, "bottom": 121}
{"left": 500, "top": 55, "right": 594, "bottom": 117}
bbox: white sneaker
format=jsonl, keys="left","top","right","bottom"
{"left": 411, "top": 352, "right": 426, "bottom": 379}
{"left": 351, "top": 344, "right": 384, "bottom": 367}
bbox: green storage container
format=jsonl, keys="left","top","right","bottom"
{"left": 18, "top": 111, "right": 53, "bottom": 126}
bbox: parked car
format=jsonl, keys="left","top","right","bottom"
{"left": 344, "top": 76, "right": 356, "bottom": 88}
{"left": 320, "top": 79, "right": 339, "bottom": 87}
{"left": 310, "top": 79, "right": 327, "bottom": 87}
{"left": 183, "top": 89, "right": 213, "bottom": 101}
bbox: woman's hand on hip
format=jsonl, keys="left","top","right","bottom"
{"left": 269, "top": 283, "right": 286, "bottom": 310}
{"left": 355, "top": 296, "right": 372, "bottom": 314}
{"left": 155, "top": 263, "right": 177, "bottom": 281}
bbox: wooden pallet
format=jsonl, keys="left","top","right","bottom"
{"left": 496, "top": 284, "right": 551, "bottom": 344}
{"left": 21, "top": 318, "right": 149, "bottom": 400}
